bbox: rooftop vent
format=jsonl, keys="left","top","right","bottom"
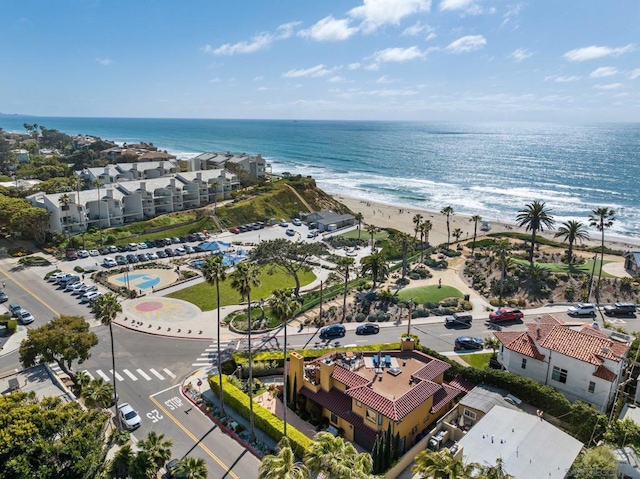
{"left": 387, "top": 367, "right": 402, "bottom": 376}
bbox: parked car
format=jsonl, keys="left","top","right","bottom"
{"left": 137, "top": 242, "right": 148, "bottom": 250}
{"left": 18, "top": 309, "right": 35, "bottom": 325}
{"left": 286, "top": 228, "right": 296, "bottom": 237}
{"left": 604, "top": 303, "right": 637, "bottom": 316}
{"left": 174, "top": 247, "right": 186, "bottom": 256}
{"left": 489, "top": 307, "right": 524, "bottom": 322}
{"left": 9, "top": 302, "right": 22, "bottom": 317}
{"left": 0, "top": 291, "right": 7, "bottom": 303}
{"left": 156, "top": 250, "right": 168, "bottom": 258}
{"left": 307, "top": 231, "right": 318, "bottom": 239}
{"left": 444, "top": 312, "right": 473, "bottom": 328}
{"left": 184, "top": 245, "right": 195, "bottom": 254}
{"left": 81, "top": 291, "right": 102, "bottom": 304}
{"left": 195, "top": 232, "right": 207, "bottom": 241}
{"left": 66, "top": 281, "right": 85, "bottom": 292}
{"left": 77, "top": 284, "right": 97, "bottom": 295}
{"left": 77, "top": 250, "right": 90, "bottom": 258}
{"left": 292, "top": 218, "right": 302, "bottom": 226}
{"left": 58, "top": 275, "right": 80, "bottom": 288}
{"left": 164, "top": 248, "right": 175, "bottom": 257}
{"left": 127, "top": 243, "right": 139, "bottom": 251}
{"left": 319, "top": 324, "right": 346, "bottom": 339}
{"left": 99, "top": 248, "right": 111, "bottom": 255}
{"left": 187, "top": 233, "right": 198, "bottom": 242}
{"left": 115, "top": 255, "right": 128, "bottom": 266}
{"left": 118, "top": 403, "right": 141, "bottom": 430}
{"left": 89, "top": 249, "right": 100, "bottom": 257}
{"left": 126, "top": 254, "right": 139, "bottom": 264}
{"left": 65, "top": 249, "right": 78, "bottom": 260}
{"left": 279, "top": 220, "right": 289, "bottom": 227}
{"left": 48, "top": 272, "right": 69, "bottom": 283}
{"left": 356, "top": 324, "right": 380, "bottom": 335}
{"left": 567, "top": 303, "right": 597, "bottom": 316}
{"left": 106, "top": 245, "right": 119, "bottom": 254}
{"left": 147, "top": 252, "right": 158, "bottom": 260}
{"left": 308, "top": 222, "right": 318, "bottom": 230}
{"left": 455, "top": 336, "right": 484, "bottom": 350}
{"left": 103, "top": 257, "right": 117, "bottom": 267}
{"left": 137, "top": 253, "right": 149, "bottom": 262}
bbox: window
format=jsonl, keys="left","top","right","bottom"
{"left": 423, "top": 415, "right": 430, "bottom": 423}
{"left": 552, "top": 366, "right": 568, "bottom": 384}
{"left": 521, "top": 358, "right": 527, "bottom": 369}
{"left": 330, "top": 412, "right": 338, "bottom": 425}
{"left": 588, "top": 381, "right": 596, "bottom": 393}
{"left": 365, "top": 408, "right": 377, "bottom": 423}
{"left": 378, "top": 414, "right": 383, "bottom": 426}
{"left": 463, "top": 409, "right": 476, "bottom": 420}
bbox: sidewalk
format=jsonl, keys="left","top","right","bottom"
{"left": 0, "top": 325, "right": 27, "bottom": 358}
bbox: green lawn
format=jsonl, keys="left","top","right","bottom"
{"left": 166, "top": 267, "right": 316, "bottom": 311}
{"left": 511, "top": 258, "right": 613, "bottom": 278}
{"left": 459, "top": 352, "right": 493, "bottom": 369}
{"left": 397, "top": 285, "right": 463, "bottom": 303}
{"left": 339, "top": 229, "right": 388, "bottom": 241}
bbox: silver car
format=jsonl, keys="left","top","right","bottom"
{"left": 118, "top": 403, "right": 141, "bottom": 430}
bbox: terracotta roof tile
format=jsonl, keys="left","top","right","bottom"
{"left": 331, "top": 366, "right": 370, "bottom": 388}
{"left": 593, "top": 364, "right": 617, "bottom": 382}
{"left": 495, "top": 331, "right": 545, "bottom": 360}
{"left": 413, "top": 358, "right": 451, "bottom": 382}
{"left": 300, "top": 387, "right": 352, "bottom": 417}
{"left": 539, "top": 327, "right": 628, "bottom": 365}
{"left": 431, "top": 384, "right": 463, "bottom": 414}
{"left": 448, "top": 376, "right": 475, "bottom": 393}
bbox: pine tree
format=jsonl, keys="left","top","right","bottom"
{"left": 385, "top": 424, "right": 393, "bottom": 469}
{"left": 291, "top": 376, "right": 298, "bottom": 411}
{"left": 393, "top": 432, "right": 401, "bottom": 460}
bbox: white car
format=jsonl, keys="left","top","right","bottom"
{"left": 567, "top": 303, "right": 597, "bottom": 316}
{"left": 77, "top": 250, "right": 90, "bottom": 258}
{"left": 118, "top": 403, "right": 141, "bottom": 430}
{"left": 147, "top": 252, "right": 158, "bottom": 260}
{"left": 138, "top": 242, "right": 148, "bottom": 249}
{"left": 18, "top": 309, "right": 35, "bottom": 325}
{"left": 292, "top": 218, "right": 302, "bottom": 226}
{"left": 68, "top": 282, "right": 86, "bottom": 294}
{"left": 103, "top": 257, "right": 117, "bottom": 267}
{"left": 173, "top": 247, "right": 186, "bottom": 256}
{"left": 48, "top": 272, "right": 68, "bottom": 282}
{"left": 89, "top": 249, "right": 100, "bottom": 257}
{"left": 77, "top": 284, "right": 97, "bottom": 295}
{"left": 80, "top": 291, "right": 102, "bottom": 304}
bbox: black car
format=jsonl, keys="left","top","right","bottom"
{"left": 604, "top": 303, "right": 637, "bottom": 316}
{"left": 187, "top": 233, "right": 198, "bottom": 242}
{"left": 116, "top": 245, "right": 128, "bottom": 253}
{"left": 145, "top": 240, "right": 155, "bottom": 248}
{"left": 164, "top": 248, "right": 175, "bottom": 257}
{"left": 115, "top": 255, "right": 128, "bottom": 265}
{"left": 137, "top": 253, "right": 149, "bottom": 262}
{"left": 126, "top": 254, "right": 139, "bottom": 264}
{"left": 154, "top": 239, "right": 166, "bottom": 247}
{"left": 319, "top": 324, "right": 346, "bottom": 339}
{"left": 99, "top": 247, "right": 111, "bottom": 255}
{"left": 0, "top": 291, "right": 8, "bottom": 303}
{"left": 454, "top": 336, "right": 484, "bottom": 350}
{"left": 156, "top": 250, "right": 168, "bottom": 258}
{"left": 356, "top": 323, "right": 380, "bottom": 335}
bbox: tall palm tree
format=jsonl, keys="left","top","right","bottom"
{"left": 201, "top": 255, "right": 228, "bottom": 416}
{"left": 412, "top": 448, "right": 477, "bottom": 479}
{"left": 59, "top": 193, "right": 71, "bottom": 238}
{"left": 176, "top": 457, "right": 208, "bottom": 479}
{"left": 440, "top": 206, "right": 454, "bottom": 244}
{"left": 493, "top": 239, "right": 512, "bottom": 304}
{"left": 516, "top": 200, "right": 555, "bottom": 264}
{"left": 413, "top": 213, "right": 424, "bottom": 241}
{"left": 392, "top": 232, "right": 413, "bottom": 279}
{"left": 230, "top": 261, "right": 261, "bottom": 442}
{"left": 137, "top": 431, "right": 173, "bottom": 470}
{"left": 470, "top": 214, "right": 482, "bottom": 255}
{"left": 304, "top": 432, "right": 374, "bottom": 479}
{"left": 93, "top": 292, "right": 122, "bottom": 420}
{"left": 260, "top": 437, "right": 309, "bottom": 479}
{"left": 452, "top": 227, "right": 463, "bottom": 243}
{"left": 419, "top": 220, "right": 433, "bottom": 263}
{"left": 365, "top": 224, "right": 378, "bottom": 249}
{"left": 130, "top": 452, "right": 157, "bottom": 479}
{"left": 336, "top": 257, "right": 355, "bottom": 323}
{"left": 268, "top": 288, "right": 300, "bottom": 439}
{"left": 82, "top": 378, "right": 114, "bottom": 409}
{"left": 109, "top": 444, "right": 134, "bottom": 479}
{"left": 354, "top": 212, "right": 364, "bottom": 240}
{"left": 93, "top": 178, "right": 104, "bottom": 245}
{"left": 554, "top": 220, "right": 590, "bottom": 265}
{"left": 589, "top": 207, "right": 615, "bottom": 304}
{"left": 360, "top": 252, "right": 389, "bottom": 288}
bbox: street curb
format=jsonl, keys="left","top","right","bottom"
{"left": 113, "top": 320, "right": 213, "bottom": 341}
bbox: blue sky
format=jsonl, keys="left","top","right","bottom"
{"left": 1, "top": 0, "right": 638, "bottom": 121}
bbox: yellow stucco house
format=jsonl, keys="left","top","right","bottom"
{"left": 288, "top": 339, "right": 468, "bottom": 452}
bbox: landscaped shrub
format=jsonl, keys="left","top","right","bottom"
{"left": 409, "top": 272, "right": 421, "bottom": 281}
{"left": 395, "top": 277, "right": 410, "bottom": 286}
{"left": 355, "top": 313, "right": 366, "bottom": 322}
{"left": 439, "top": 248, "right": 461, "bottom": 257}
{"left": 18, "top": 256, "right": 51, "bottom": 267}
{"left": 412, "top": 308, "right": 430, "bottom": 318}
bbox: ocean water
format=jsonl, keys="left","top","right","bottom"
{"left": 2, "top": 116, "right": 639, "bottom": 241}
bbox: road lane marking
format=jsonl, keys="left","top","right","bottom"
{"left": 150, "top": 383, "right": 180, "bottom": 396}
{"left": 123, "top": 369, "right": 138, "bottom": 381}
{"left": 137, "top": 369, "right": 152, "bottom": 381}
{"left": 149, "top": 368, "right": 165, "bottom": 380}
{"left": 163, "top": 368, "right": 176, "bottom": 379}
{"left": 108, "top": 369, "right": 124, "bottom": 381}
{"left": 0, "top": 265, "right": 60, "bottom": 317}
{"left": 148, "top": 395, "right": 239, "bottom": 479}
{"left": 96, "top": 369, "right": 111, "bottom": 381}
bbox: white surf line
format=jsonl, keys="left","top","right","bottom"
{"left": 122, "top": 369, "right": 138, "bottom": 381}
{"left": 96, "top": 369, "right": 111, "bottom": 382}
{"left": 149, "top": 368, "right": 165, "bottom": 380}
{"left": 162, "top": 368, "right": 176, "bottom": 379}
{"left": 137, "top": 369, "right": 152, "bottom": 381}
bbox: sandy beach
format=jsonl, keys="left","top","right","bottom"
{"left": 335, "top": 194, "right": 640, "bottom": 252}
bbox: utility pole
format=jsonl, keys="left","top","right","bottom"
{"left": 406, "top": 298, "right": 415, "bottom": 336}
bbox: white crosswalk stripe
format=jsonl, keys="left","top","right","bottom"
{"left": 96, "top": 369, "right": 111, "bottom": 382}
{"left": 137, "top": 369, "right": 152, "bottom": 381}
{"left": 163, "top": 368, "right": 176, "bottom": 379}
{"left": 122, "top": 369, "right": 138, "bottom": 381}
{"left": 149, "top": 368, "right": 165, "bottom": 380}
{"left": 47, "top": 363, "right": 175, "bottom": 383}
{"left": 84, "top": 371, "right": 95, "bottom": 380}
{"left": 191, "top": 342, "right": 233, "bottom": 367}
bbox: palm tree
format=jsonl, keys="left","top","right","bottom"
{"left": 230, "top": 261, "right": 261, "bottom": 443}
{"left": 484, "top": 337, "right": 501, "bottom": 357}
{"left": 475, "top": 457, "right": 514, "bottom": 479}
{"left": 201, "top": 255, "right": 228, "bottom": 416}
{"left": 137, "top": 431, "right": 173, "bottom": 470}
{"left": 413, "top": 213, "right": 424, "bottom": 241}
{"left": 92, "top": 292, "right": 122, "bottom": 420}
{"left": 59, "top": 193, "right": 71, "bottom": 238}
{"left": 129, "top": 452, "right": 157, "bottom": 479}
{"left": 365, "top": 224, "right": 378, "bottom": 249}
{"left": 354, "top": 212, "right": 364, "bottom": 239}
{"left": 493, "top": 239, "right": 511, "bottom": 304}
{"left": 554, "top": 220, "right": 590, "bottom": 265}
{"left": 589, "top": 207, "right": 615, "bottom": 304}
{"left": 176, "top": 457, "right": 208, "bottom": 479}
{"left": 93, "top": 178, "right": 104, "bottom": 245}
{"left": 412, "top": 448, "right": 476, "bottom": 479}
{"left": 440, "top": 206, "right": 454, "bottom": 244}
{"left": 336, "top": 257, "right": 355, "bottom": 323}
{"left": 267, "top": 288, "right": 300, "bottom": 439}
{"left": 109, "top": 444, "right": 134, "bottom": 479}
{"left": 393, "top": 232, "right": 414, "bottom": 279}
{"left": 82, "top": 378, "right": 114, "bottom": 409}
{"left": 419, "top": 220, "right": 433, "bottom": 262}
{"left": 259, "top": 433, "right": 309, "bottom": 479}
{"left": 516, "top": 200, "right": 555, "bottom": 264}
{"left": 304, "top": 432, "right": 374, "bottom": 479}
{"left": 470, "top": 214, "right": 482, "bottom": 255}
{"left": 360, "top": 252, "right": 389, "bottom": 288}
{"left": 452, "top": 227, "right": 463, "bottom": 243}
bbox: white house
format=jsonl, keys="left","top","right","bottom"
{"left": 188, "top": 151, "right": 267, "bottom": 179}
{"left": 79, "top": 160, "right": 180, "bottom": 185}
{"left": 495, "top": 314, "right": 630, "bottom": 412}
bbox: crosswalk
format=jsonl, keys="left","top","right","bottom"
{"left": 48, "top": 363, "right": 176, "bottom": 383}
{"left": 191, "top": 340, "right": 237, "bottom": 368}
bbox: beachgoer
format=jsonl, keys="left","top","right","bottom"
{"left": 438, "top": 278, "right": 442, "bottom": 288}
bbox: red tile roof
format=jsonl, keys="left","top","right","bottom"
{"left": 448, "top": 376, "right": 475, "bottom": 393}
{"left": 300, "top": 387, "right": 352, "bottom": 417}
{"left": 331, "top": 366, "right": 370, "bottom": 388}
{"left": 413, "top": 358, "right": 451, "bottom": 381}
{"left": 539, "top": 327, "right": 628, "bottom": 365}
{"left": 593, "top": 364, "right": 617, "bottom": 382}
{"left": 495, "top": 331, "right": 545, "bottom": 360}
{"left": 431, "top": 384, "right": 463, "bottom": 414}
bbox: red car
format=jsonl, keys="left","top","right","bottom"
{"left": 229, "top": 227, "right": 240, "bottom": 234}
{"left": 489, "top": 307, "right": 524, "bottom": 322}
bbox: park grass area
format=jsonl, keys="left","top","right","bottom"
{"left": 459, "top": 352, "right": 493, "bottom": 369}
{"left": 511, "top": 258, "right": 613, "bottom": 278}
{"left": 397, "top": 285, "right": 463, "bottom": 303}
{"left": 339, "top": 228, "right": 389, "bottom": 241}
{"left": 166, "top": 267, "right": 316, "bottom": 311}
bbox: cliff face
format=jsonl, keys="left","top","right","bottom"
{"left": 289, "top": 178, "right": 352, "bottom": 215}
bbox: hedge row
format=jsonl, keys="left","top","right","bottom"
{"left": 208, "top": 374, "right": 313, "bottom": 458}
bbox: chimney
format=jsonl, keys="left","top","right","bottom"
{"left": 132, "top": 163, "right": 138, "bottom": 170}
{"left": 140, "top": 182, "right": 146, "bottom": 191}
{"left": 106, "top": 189, "right": 113, "bottom": 199}
{"left": 104, "top": 166, "right": 110, "bottom": 174}
{"left": 197, "top": 172, "right": 202, "bottom": 181}
{"left": 170, "top": 178, "right": 176, "bottom": 187}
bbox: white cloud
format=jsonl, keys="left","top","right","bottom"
{"left": 209, "top": 78, "right": 221, "bottom": 83}
{"left": 329, "top": 76, "right": 346, "bottom": 83}
{"left": 299, "top": 16, "right": 358, "bottom": 42}
{"left": 630, "top": 68, "right": 640, "bottom": 80}
{"left": 211, "top": 33, "right": 272, "bottom": 55}
{"left": 256, "top": 86, "right": 268, "bottom": 91}
{"left": 96, "top": 58, "right": 113, "bottom": 66}
{"left": 545, "top": 75, "right": 581, "bottom": 83}
{"left": 590, "top": 66, "right": 618, "bottom": 78}
{"left": 439, "top": 0, "right": 475, "bottom": 10}
{"left": 253, "top": 76, "right": 264, "bottom": 82}
{"left": 275, "top": 21, "right": 302, "bottom": 39}
{"left": 348, "top": 63, "right": 361, "bottom": 70}
{"left": 371, "top": 46, "right": 425, "bottom": 63}
{"left": 364, "top": 63, "right": 380, "bottom": 71}
{"left": 594, "top": 83, "right": 623, "bottom": 90}
{"left": 563, "top": 44, "right": 634, "bottom": 62}
{"left": 425, "top": 32, "right": 437, "bottom": 41}
{"left": 446, "top": 35, "right": 486, "bottom": 53}
{"left": 359, "top": 88, "right": 418, "bottom": 97}
{"left": 349, "top": 0, "right": 431, "bottom": 33}
{"left": 403, "top": 21, "right": 425, "bottom": 36}
{"left": 376, "top": 75, "right": 394, "bottom": 84}
{"left": 509, "top": 48, "right": 532, "bottom": 62}
{"left": 282, "top": 64, "right": 334, "bottom": 78}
